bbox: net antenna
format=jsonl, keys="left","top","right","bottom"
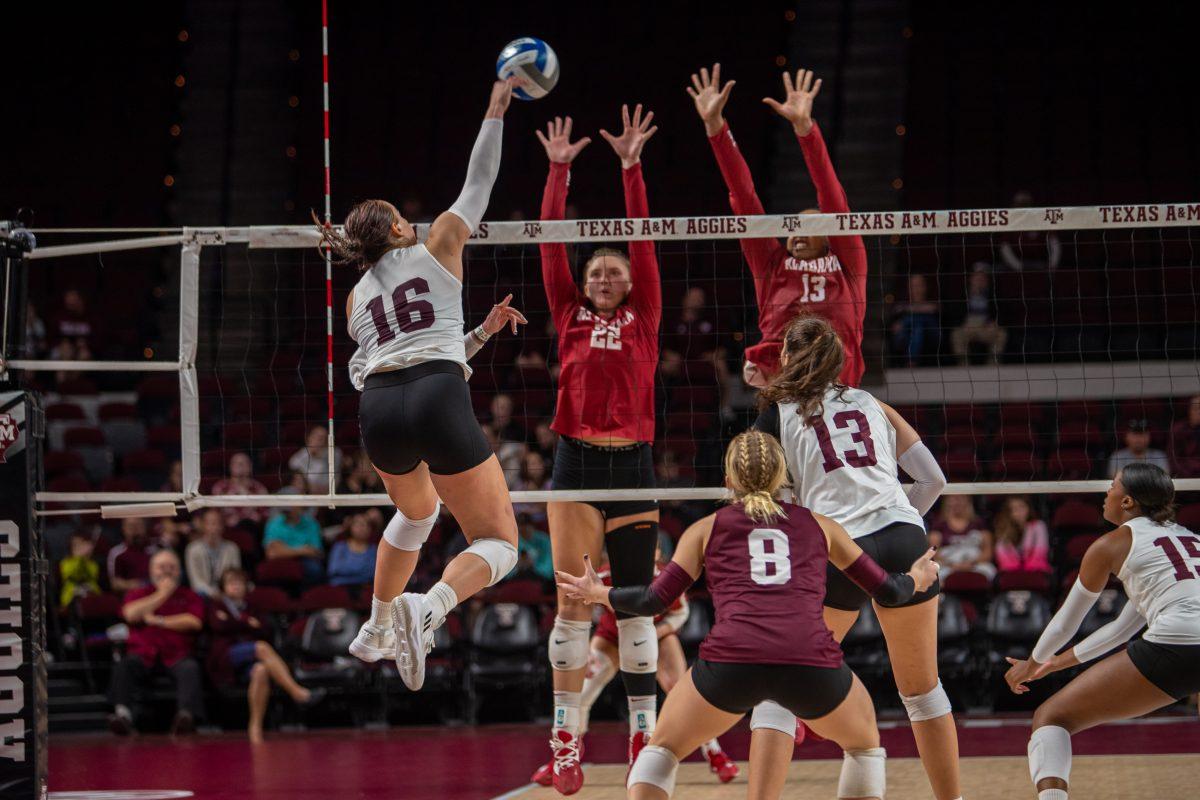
{"left": 321, "top": 0, "right": 336, "bottom": 503}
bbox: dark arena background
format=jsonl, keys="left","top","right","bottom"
{"left": 2, "top": 1, "right": 1199, "bottom": 798}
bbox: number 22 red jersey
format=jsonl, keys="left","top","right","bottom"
{"left": 540, "top": 161, "right": 662, "bottom": 442}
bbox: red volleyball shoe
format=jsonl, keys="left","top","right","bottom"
{"left": 706, "top": 748, "right": 740, "bottom": 783}
{"left": 549, "top": 730, "right": 584, "bottom": 795}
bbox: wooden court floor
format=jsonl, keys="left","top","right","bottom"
{"left": 507, "top": 754, "right": 1200, "bottom": 799}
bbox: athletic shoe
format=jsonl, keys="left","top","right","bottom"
{"left": 169, "top": 710, "right": 195, "bottom": 736}
{"left": 549, "top": 730, "right": 584, "bottom": 795}
{"left": 348, "top": 620, "right": 395, "bottom": 663}
{"left": 706, "top": 749, "right": 739, "bottom": 783}
{"left": 391, "top": 593, "right": 434, "bottom": 691}
{"left": 108, "top": 708, "right": 133, "bottom": 736}
{"left": 628, "top": 730, "right": 649, "bottom": 765}
{"left": 532, "top": 739, "right": 584, "bottom": 786}
{"left": 796, "top": 721, "right": 825, "bottom": 745}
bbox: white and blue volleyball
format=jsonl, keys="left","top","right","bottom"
{"left": 496, "top": 37, "right": 559, "bottom": 100}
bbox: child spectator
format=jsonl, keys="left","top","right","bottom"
{"left": 327, "top": 514, "right": 378, "bottom": 588}
{"left": 992, "top": 496, "right": 1051, "bottom": 574}
{"left": 929, "top": 495, "right": 996, "bottom": 580}
{"left": 59, "top": 531, "right": 101, "bottom": 609}
{"left": 288, "top": 425, "right": 342, "bottom": 493}
{"left": 184, "top": 509, "right": 242, "bottom": 597}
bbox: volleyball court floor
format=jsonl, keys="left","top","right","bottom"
{"left": 48, "top": 715, "right": 1200, "bottom": 799}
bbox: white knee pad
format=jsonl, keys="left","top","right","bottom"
{"left": 1028, "top": 725, "right": 1072, "bottom": 786}
{"left": 382, "top": 504, "right": 440, "bottom": 551}
{"left": 616, "top": 616, "right": 658, "bottom": 674}
{"left": 749, "top": 700, "right": 799, "bottom": 736}
{"left": 627, "top": 745, "right": 679, "bottom": 796}
{"left": 900, "top": 678, "right": 953, "bottom": 722}
{"left": 838, "top": 747, "right": 886, "bottom": 799}
{"left": 462, "top": 537, "right": 518, "bottom": 585}
{"left": 580, "top": 648, "right": 618, "bottom": 709}
{"left": 548, "top": 617, "right": 591, "bottom": 671}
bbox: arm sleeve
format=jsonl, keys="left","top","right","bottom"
{"left": 842, "top": 552, "right": 917, "bottom": 607}
{"left": 446, "top": 119, "right": 503, "bottom": 232}
{"left": 608, "top": 561, "right": 695, "bottom": 617}
{"left": 1072, "top": 601, "right": 1146, "bottom": 664}
{"left": 659, "top": 600, "right": 690, "bottom": 634}
{"left": 897, "top": 442, "right": 947, "bottom": 516}
{"left": 707, "top": 122, "right": 787, "bottom": 280}
{"left": 622, "top": 163, "right": 662, "bottom": 325}
{"left": 752, "top": 404, "right": 781, "bottom": 439}
{"left": 539, "top": 162, "right": 578, "bottom": 326}
{"left": 796, "top": 122, "right": 868, "bottom": 306}
{"left": 463, "top": 328, "right": 487, "bottom": 360}
{"left": 1032, "top": 580, "right": 1101, "bottom": 663}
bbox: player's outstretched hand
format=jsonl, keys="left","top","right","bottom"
{"left": 599, "top": 103, "right": 658, "bottom": 169}
{"left": 555, "top": 554, "right": 611, "bottom": 607}
{"left": 687, "top": 63, "right": 735, "bottom": 137}
{"left": 907, "top": 547, "right": 939, "bottom": 593}
{"left": 485, "top": 76, "right": 524, "bottom": 120}
{"left": 762, "top": 68, "right": 822, "bottom": 136}
{"left": 536, "top": 116, "right": 592, "bottom": 164}
{"left": 481, "top": 293, "right": 528, "bottom": 336}
{"left": 1004, "top": 656, "right": 1053, "bottom": 694}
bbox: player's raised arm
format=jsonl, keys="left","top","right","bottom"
{"left": 689, "top": 64, "right": 785, "bottom": 277}
{"left": 536, "top": 116, "right": 590, "bottom": 325}
{"left": 600, "top": 104, "right": 662, "bottom": 323}
{"left": 426, "top": 78, "right": 518, "bottom": 277}
{"left": 463, "top": 293, "right": 528, "bottom": 359}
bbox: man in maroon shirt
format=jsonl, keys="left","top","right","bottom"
{"left": 106, "top": 517, "right": 152, "bottom": 594}
{"left": 108, "top": 549, "right": 205, "bottom": 735}
{"left": 689, "top": 64, "right": 868, "bottom": 388}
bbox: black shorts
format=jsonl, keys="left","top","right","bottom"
{"left": 1126, "top": 638, "right": 1200, "bottom": 700}
{"left": 691, "top": 658, "right": 854, "bottom": 720}
{"left": 551, "top": 435, "right": 657, "bottom": 518}
{"left": 359, "top": 361, "right": 492, "bottom": 476}
{"left": 824, "top": 521, "right": 940, "bottom": 611}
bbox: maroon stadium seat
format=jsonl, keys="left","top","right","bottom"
{"left": 997, "top": 571, "right": 1052, "bottom": 593}
{"left": 256, "top": 558, "right": 305, "bottom": 587}
{"left": 298, "top": 584, "right": 355, "bottom": 611}
{"left": 1052, "top": 499, "right": 1104, "bottom": 534}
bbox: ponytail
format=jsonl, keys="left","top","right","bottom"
{"left": 759, "top": 314, "right": 846, "bottom": 419}
{"left": 724, "top": 431, "right": 789, "bottom": 524}
{"left": 314, "top": 199, "right": 403, "bottom": 272}
{"left": 1120, "top": 462, "right": 1177, "bottom": 523}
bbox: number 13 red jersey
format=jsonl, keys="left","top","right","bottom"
{"left": 539, "top": 162, "right": 662, "bottom": 442}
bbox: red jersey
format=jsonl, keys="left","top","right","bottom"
{"left": 708, "top": 121, "right": 867, "bottom": 386}
{"left": 123, "top": 585, "right": 205, "bottom": 668}
{"left": 540, "top": 161, "right": 662, "bottom": 441}
{"left": 700, "top": 502, "right": 842, "bottom": 667}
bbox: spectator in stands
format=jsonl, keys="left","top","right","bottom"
{"left": 153, "top": 517, "right": 188, "bottom": 562}
{"left": 928, "top": 495, "right": 996, "bottom": 580}
{"left": 161, "top": 459, "right": 184, "bottom": 494}
{"left": 1107, "top": 418, "right": 1170, "bottom": 478}
{"left": 210, "top": 452, "right": 269, "bottom": 531}
{"left": 59, "top": 531, "right": 101, "bottom": 610}
{"left": 670, "top": 286, "right": 718, "bottom": 356}
{"left": 532, "top": 419, "right": 557, "bottom": 461}
{"left": 998, "top": 190, "right": 1061, "bottom": 271}
{"left": 207, "top": 568, "right": 324, "bottom": 744}
{"left": 481, "top": 422, "right": 526, "bottom": 489}
{"left": 514, "top": 512, "right": 553, "bottom": 584}
{"left": 889, "top": 273, "right": 940, "bottom": 367}
{"left": 107, "top": 518, "right": 152, "bottom": 594}
{"left": 184, "top": 509, "right": 242, "bottom": 597}
{"left": 950, "top": 263, "right": 1007, "bottom": 365}
{"left": 108, "top": 549, "right": 205, "bottom": 736}
{"left": 327, "top": 513, "right": 378, "bottom": 588}
{"left": 337, "top": 450, "right": 385, "bottom": 496}
{"left": 488, "top": 393, "right": 527, "bottom": 444}
{"left": 992, "top": 496, "right": 1052, "bottom": 574}
{"left": 264, "top": 480, "right": 325, "bottom": 586}
{"left": 511, "top": 450, "right": 551, "bottom": 523}
{"left": 51, "top": 288, "right": 96, "bottom": 352}
{"left": 287, "top": 425, "right": 342, "bottom": 494}
{"left": 1169, "top": 394, "right": 1200, "bottom": 478}
{"left": 24, "top": 301, "right": 47, "bottom": 358}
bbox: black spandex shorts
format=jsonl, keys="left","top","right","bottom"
{"left": 359, "top": 361, "right": 492, "bottom": 476}
{"left": 692, "top": 658, "right": 854, "bottom": 719}
{"left": 551, "top": 435, "right": 657, "bottom": 518}
{"left": 1126, "top": 638, "right": 1200, "bottom": 700}
{"left": 824, "top": 521, "right": 940, "bottom": 611}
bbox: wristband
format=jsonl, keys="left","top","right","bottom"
{"left": 473, "top": 325, "right": 491, "bottom": 342}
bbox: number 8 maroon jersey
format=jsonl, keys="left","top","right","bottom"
{"left": 699, "top": 502, "right": 843, "bottom": 667}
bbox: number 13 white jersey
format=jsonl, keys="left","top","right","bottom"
{"left": 777, "top": 386, "right": 924, "bottom": 538}
{"left": 1118, "top": 516, "right": 1200, "bottom": 645}
{"left": 347, "top": 244, "right": 469, "bottom": 391}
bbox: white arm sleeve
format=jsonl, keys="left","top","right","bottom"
{"left": 659, "top": 601, "right": 690, "bottom": 634}
{"left": 897, "top": 442, "right": 946, "bottom": 516}
{"left": 1032, "top": 580, "right": 1101, "bottom": 663}
{"left": 463, "top": 327, "right": 489, "bottom": 360}
{"left": 447, "top": 119, "right": 503, "bottom": 232}
{"left": 1071, "top": 601, "right": 1146, "bottom": 664}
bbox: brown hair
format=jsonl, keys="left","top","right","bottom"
{"left": 315, "top": 199, "right": 403, "bottom": 271}
{"left": 724, "top": 431, "right": 789, "bottom": 523}
{"left": 993, "top": 495, "right": 1036, "bottom": 545}
{"left": 758, "top": 314, "right": 846, "bottom": 418}
{"left": 219, "top": 567, "right": 249, "bottom": 592}
{"left": 1120, "top": 462, "right": 1177, "bottom": 523}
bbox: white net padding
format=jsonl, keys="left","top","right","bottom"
{"left": 11, "top": 202, "right": 1200, "bottom": 517}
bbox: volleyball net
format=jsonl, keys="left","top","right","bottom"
{"left": 7, "top": 201, "right": 1200, "bottom": 516}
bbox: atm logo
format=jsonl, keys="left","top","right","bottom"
{"left": 0, "top": 414, "right": 16, "bottom": 463}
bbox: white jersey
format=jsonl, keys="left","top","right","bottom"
{"left": 777, "top": 386, "right": 924, "bottom": 538}
{"left": 1118, "top": 516, "right": 1200, "bottom": 645}
{"left": 347, "top": 244, "right": 470, "bottom": 390}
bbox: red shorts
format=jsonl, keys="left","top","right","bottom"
{"left": 595, "top": 610, "right": 619, "bottom": 646}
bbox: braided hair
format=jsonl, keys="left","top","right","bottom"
{"left": 724, "top": 430, "right": 789, "bottom": 524}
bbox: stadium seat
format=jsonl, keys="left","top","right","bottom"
{"left": 996, "top": 570, "right": 1052, "bottom": 594}
{"left": 986, "top": 590, "right": 1052, "bottom": 648}
{"left": 64, "top": 427, "right": 113, "bottom": 483}
{"left": 464, "top": 603, "right": 543, "bottom": 723}
{"left": 101, "top": 418, "right": 148, "bottom": 457}
{"left": 256, "top": 558, "right": 305, "bottom": 588}
{"left": 841, "top": 604, "right": 888, "bottom": 675}
{"left": 1052, "top": 500, "right": 1104, "bottom": 535}
{"left": 677, "top": 599, "right": 713, "bottom": 656}
{"left": 1064, "top": 534, "right": 1100, "bottom": 566}
{"left": 44, "top": 451, "right": 85, "bottom": 480}
{"left": 298, "top": 585, "right": 355, "bottom": 611}
{"left": 942, "top": 570, "right": 992, "bottom": 599}
{"left": 1077, "top": 588, "right": 1129, "bottom": 641}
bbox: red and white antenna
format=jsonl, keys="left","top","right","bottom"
{"left": 321, "top": 0, "right": 335, "bottom": 499}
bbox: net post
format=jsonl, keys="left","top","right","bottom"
{"left": 179, "top": 234, "right": 204, "bottom": 498}
{"left": 322, "top": 0, "right": 336, "bottom": 505}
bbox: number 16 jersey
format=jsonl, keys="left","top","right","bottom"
{"left": 347, "top": 244, "right": 469, "bottom": 391}
{"left": 769, "top": 386, "right": 923, "bottom": 538}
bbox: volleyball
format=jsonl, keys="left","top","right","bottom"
{"left": 496, "top": 37, "right": 559, "bottom": 100}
